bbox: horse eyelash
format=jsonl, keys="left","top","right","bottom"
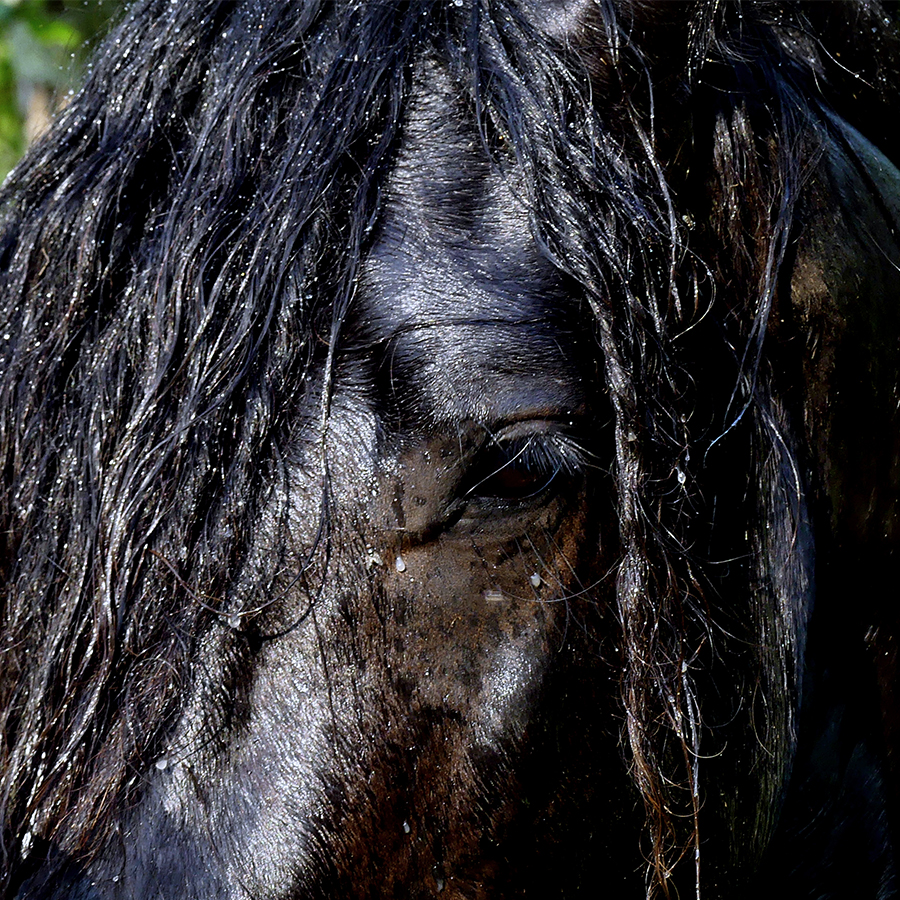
{"left": 465, "top": 431, "right": 589, "bottom": 498}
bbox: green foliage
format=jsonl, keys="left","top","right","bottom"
{"left": 0, "top": 0, "right": 122, "bottom": 182}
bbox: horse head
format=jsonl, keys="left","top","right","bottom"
{"left": 2, "top": 2, "right": 899, "bottom": 897}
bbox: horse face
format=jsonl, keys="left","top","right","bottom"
{"left": 80, "top": 68, "right": 634, "bottom": 900}
{"left": 8, "top": 3, "right": 900, "bottom": 898}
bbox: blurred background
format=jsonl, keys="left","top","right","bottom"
{"left": 0, "top": 0, "right": 122, "bottom": 181}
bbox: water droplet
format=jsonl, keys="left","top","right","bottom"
{"left": 154, "top": 758, "right": 168, "bottom": 771}
{"left": 403, "top": 821, "right": 411, "bottom": 834}
{"left": 395, "top": 555, "right": 407, "bottom": 573}
{"left": 436, "top": 877, "right": 446, "bottom": 891}
{"left": 365, "top": 549, "right": 384, "bottom": 569}
{"left": 530, "top": 573, "right": 542, "bottom": 588}
{"left": 227, "top": 613, "right": 241, "bottom": 629}
{"left": 676, "top": 468, "right": 686, "bottom": 485}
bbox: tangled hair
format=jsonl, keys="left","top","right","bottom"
{"left": 1, "top": 0, "right": 899, "bottom": 895}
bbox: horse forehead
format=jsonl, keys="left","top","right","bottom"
{"left": 354, "top": 100, "right": 587, "bottom": 421}
{"left": 373, "top": 62, "right": 566, "bottom": 316}
{"left": 358, "top": 213, "right": 586, "bottom": 422}
{"left": 361, "top": 209, "right": 572, "bottom": 339}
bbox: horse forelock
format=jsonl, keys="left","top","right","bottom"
{"left": 1, "top": 1, "right": 898, "bottom": 896}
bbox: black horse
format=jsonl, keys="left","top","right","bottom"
{"left": 2, "top": 0, "right": 899, "bottom": 897}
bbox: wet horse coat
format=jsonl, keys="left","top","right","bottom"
{"left": 1, "top": 1, "right": 900, "bottom": 897}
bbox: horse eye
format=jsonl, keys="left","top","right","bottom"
{"left": 465, "top": 433, "right": 582, "bottom": 503}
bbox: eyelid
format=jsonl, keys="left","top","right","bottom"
{"left": 463, "top": 427, "right": 588, "bottom": 500}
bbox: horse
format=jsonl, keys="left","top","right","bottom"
{"left": 1, "top": 0, "right": 899, "bottom": 896}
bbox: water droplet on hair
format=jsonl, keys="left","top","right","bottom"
{"left": 395, "top": 555, "right": 407, "bottom": 573}
{"left": 227, "top": 613, "right": 241, "bottom": 629}
{"left": 155, "top": 758, "right": 169, "bottom": 771}
{"left": 436, "top": 877, "right": 446, "bottom": 891}
{"left": 530, "top": 573, "right": 542, "bottom": 588}
{"left": 403, "top": 821, "right": 411, "bottom": 834}
{"left": 676, "top": 467, "right": 686, "bottom": 485}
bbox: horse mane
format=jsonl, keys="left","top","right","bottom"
{"left": 1, "top": 1, "right": 899, "bottom": 895}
